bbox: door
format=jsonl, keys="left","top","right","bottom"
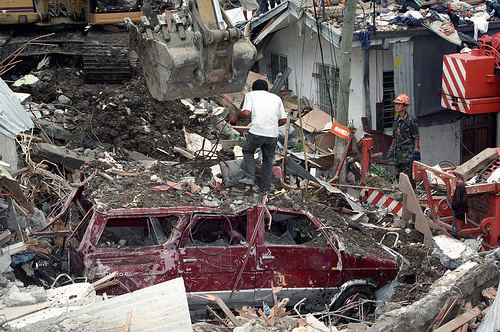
{"left": 178, "top": 212, "right": 256, "bottom": 305}
{"left": 461, "top": 113, "right": 497, "bottom": 162}
{"left": 255, "top": 208, "right": 338, "bottom": 304}
{"left": 85, "top": 215, "right": 180, "bottom": 293}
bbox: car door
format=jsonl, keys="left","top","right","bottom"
{"left": 178, "top": 212, "right": 256, "bottom": 306}
{"left": 255, "top": 207, "right": 339, "bottom": 304}
{"left": 82, "top": 214, "right": 181, "bottom": 293}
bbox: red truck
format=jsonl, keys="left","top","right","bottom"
{"left": 68, "top": 205, "right": 399, "bottom": 309}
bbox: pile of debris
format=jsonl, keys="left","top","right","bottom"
{"left": 1, "top": 56, "right": 500, "bottom": 332}
{"left": 294, "top": 0, "right": 497, "bottom": 44}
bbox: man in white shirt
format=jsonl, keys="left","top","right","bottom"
{"left": 237, "top": 79, "right": 287, "bottom": 193}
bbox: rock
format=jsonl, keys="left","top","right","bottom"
{"left": 57, "top": 95, "right": 71, "bottom": 105}
{"left": 219, "top": 159, "right": 245, "bottom": 186}
{"left": 14, "top": 93, "right": 32, "bottom": 104}
{"left": 150, "top": 175, "right": 162, "bottom": 182}
{"left": 375, "top": 302, "right": 403, "bottom": 317}
{"left": 369, "top": 261, "right": 498, "bottom": 332}
{"left": 0, "top": 274, "right": 8, "bottom": 287}
{"left": 83, "top": 149, "right": 96, "bottom": 160}
{"left": 0, "top": 253, "right": 12, "bottom": 273}
{"left": 203, "top": 198, "right": 220, "bottom": 207}
{"left": 29, "top": 111, "right": 42, "bottom": 119}
{"left": 200, "top": 186, "right": 211, "bottom": 195}
{"left": 431, "top": 235, "right": 477, "bottom": 270}
{"left": 3, "top": 286, "right": 37, "bottom": 306}
{"left": 13, "top": 74, "right": 39, "bottom": 87}
{"left": 233, "top": 323, "right": 252, "bottom": 332}
{"left": 27, "top": 286, "right": 48, "bottom": 303}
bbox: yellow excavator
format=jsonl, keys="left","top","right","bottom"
{"left": 0, "top": 0, "right": 143, "bottom": 82}
{"left": 0, "top": 0, "right": 257, "bottom": 99}
{"left": 126, "top": 0, "right": 257, "bottom": 100}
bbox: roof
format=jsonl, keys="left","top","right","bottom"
{"left": 0, "top": 78, "right": 33, "bottom": 138}
{"left": 250, "top": 0, "right": 500, "bottom": 48}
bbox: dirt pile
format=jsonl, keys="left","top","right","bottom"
{"left": 14, "top": 67, "right": 212, "bottom": 159}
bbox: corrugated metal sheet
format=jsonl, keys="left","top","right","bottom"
{"left": 393, "top": 41, "right": 415, "bottom": 116}
{"left": 0, "top": 78, "right": 33, "bottom": 138}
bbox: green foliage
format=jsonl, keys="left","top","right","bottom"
{"left": 291, "top": 141, "right": 304, "bottom": 153}
{"left": 370, "top": 164, "right": 392, "bottom": 181}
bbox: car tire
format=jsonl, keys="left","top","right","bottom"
{"left": 330, "top": 285, "right": 376, "bottom": 322}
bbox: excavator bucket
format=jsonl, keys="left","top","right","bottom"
{"left": 126, "top": 1, "right": 257, "bottom": 101}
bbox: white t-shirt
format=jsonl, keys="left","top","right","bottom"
{"left": 241, "top": 90, "right": 287, "bottom": 138}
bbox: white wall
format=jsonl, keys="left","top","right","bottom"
{"left": 419, "top": 121, "right": 461, "bottom": 166}
{"left": 259, "top": 22, "right": 365, "bottom": 129}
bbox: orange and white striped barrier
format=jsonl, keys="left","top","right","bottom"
{"left": 361, "top": 188, "right": 403, "bottom": 217}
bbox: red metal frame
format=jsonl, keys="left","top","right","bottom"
{"left": 413, "top": 149, "right": 500, "bottom": 250}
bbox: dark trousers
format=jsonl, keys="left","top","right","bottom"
{"left": 242, "top": 133, "right": 277, "bottom": 191}
{"left": 396, "top": 163, "right": 412, "bottom": 179}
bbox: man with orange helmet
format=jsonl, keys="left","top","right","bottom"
{"left": 387, "top": 93, "right": 420, "bottom": 180}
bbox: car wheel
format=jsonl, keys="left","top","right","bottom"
{"left": 331, "top": 285, "right": 376, "bottom": 323}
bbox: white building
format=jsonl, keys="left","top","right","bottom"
{"left": 250, "top": 1, "right": 500, "bottom": 165}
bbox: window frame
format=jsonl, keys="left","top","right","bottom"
{"left": 95, "top": 215, "right": 180, "bottom": 249}
{"left": 269, "top": 53, "right": 289, "bottom": 90}
{"left": 314, "top": 62, "right": 339, "bottom": 114}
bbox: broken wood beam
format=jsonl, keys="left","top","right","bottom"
{"left": 434, "top": 306, "right": 483, "bottom": 332}
{"left": 454, "top": 148, "right": 498, "bottom": 181}
{"left": 173, "top": 146, "right": 196, "bottom": 160}
{"left": 208, "top": 294, "right": 240, "bottom": 327}
{"left": 31, "top": 143, "right": 91, "bottom": 169}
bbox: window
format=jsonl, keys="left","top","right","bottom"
{"left": 269, "top": 53, "right": 288, "bottom": 89}
{"left": 97, "top": 216, "right": 179, "bottom": 248}
{"left": 314, "top": 63, "right": 339, "bottom": 114}
{"left": 186, "top": 215, "right": 247, "bottom": 247}
{"left": 264, "top": 212, "right": 326, "bottom": 247}
{"left": 382, "top": 71, "right": 395, "bottom": 129}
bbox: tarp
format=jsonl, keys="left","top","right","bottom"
{"left": 0, "top": 78, "right": 33, "bottom": 138}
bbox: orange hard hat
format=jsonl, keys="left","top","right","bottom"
{"left": 393, "top": 93, "right": 410, "bottom": 106}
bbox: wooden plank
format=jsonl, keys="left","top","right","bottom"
{"left": 454, "top": 148, "right": 498, "bottom": 181}
{"left": 173, "top": 146, "right": 196, "bottom": 160}
{"left": 399, "top": 173, "right": 433, "bottom": 246}
{"left": 212, "top": 294, "right": 240, "bottom": 327}
{"left": 434, "top": 307, "right": 482, "bottom": 332}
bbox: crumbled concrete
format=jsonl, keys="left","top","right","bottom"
{"left": 369, "top": 260, "right": 499, "bottom": 332}
{"left": 2, "top": 286, "right": 38, "bottom": 306}
{"left": 57, "top": 95, "right": 71, "bottom": 105}
{"left": 431, "top": 235, "right": 477, "bottom": 269}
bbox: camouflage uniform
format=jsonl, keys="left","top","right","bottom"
{"left": 392, "top": 112, "right": 419, "bottom": 178}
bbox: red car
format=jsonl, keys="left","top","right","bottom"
{"left": 69, "top": 205, "right": 399, "bottom": 309}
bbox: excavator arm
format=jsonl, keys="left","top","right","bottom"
{"left": 126, "top": 0, "right": 257, "bottom": 101}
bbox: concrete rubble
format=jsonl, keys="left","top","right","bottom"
{"left": 0, "top": 35, "right": 499, "bottom": 332}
